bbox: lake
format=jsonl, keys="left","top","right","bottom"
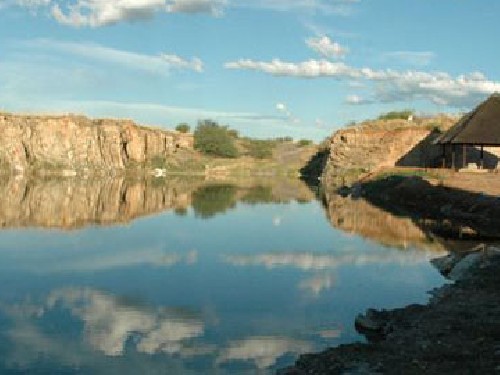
{"left": 0, "top": 176, "right": 447, "bottom": 374}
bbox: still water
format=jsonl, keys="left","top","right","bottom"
{"left": 0, "top": 177, "right": 446, "bottom": 374}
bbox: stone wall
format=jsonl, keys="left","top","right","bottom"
{"left": 0, "top": 113, "right": 193, "bottom": 174}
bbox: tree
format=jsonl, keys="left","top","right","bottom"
{"left": 194, "top": 120, "right": 239, "bottom": 158}
{"left": 175, "top": 123, "right": 190, "bottom": 133}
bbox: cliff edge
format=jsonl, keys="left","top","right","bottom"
{"left": 0, "top": 112, "right": 193, "bottom": 174}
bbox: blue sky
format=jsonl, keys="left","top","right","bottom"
{"left": 1, "top": 0, "right": 499, "bottom": 140}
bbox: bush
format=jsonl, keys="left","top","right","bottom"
{"left": 378, "top": 110, "right": 414, "bottom": 121}
{"left": 194, "top": 120, "right": 239, "bottom": 158}
{"left": 244, "top": 139, "right": 274, "bottom": 159}
{"left": 298, "top": 139, "right": 313, "bottom": 147}
{"left": 175, "top": 123, "right": 190, "bottom": 133}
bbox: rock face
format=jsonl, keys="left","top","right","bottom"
{"left": 0, "top": 112, "right": 193, "bottom": 174}
{"left": 321, "top": 116, "right": 457, "bottom": 188}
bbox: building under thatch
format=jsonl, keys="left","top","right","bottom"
{"left": 436, "top": 93, "right": 500, "bottom": 170}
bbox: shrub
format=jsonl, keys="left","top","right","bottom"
{"left": 244, "top": 139, "right": 274, "bottom": 159}
{"left": 194, "top": 120, "right": 239, "bottom": 158}
{"left": 298, "top": 139, "right": 313, "bottom": 147}
{"left": 175, "top": 123, "right": 190, "bottom": 133}
{"left": 378, "top": 110, "right": 414, "bottom": 121}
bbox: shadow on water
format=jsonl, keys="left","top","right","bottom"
{"left": 315, "top": 174, "right": 500, "bottom": 253}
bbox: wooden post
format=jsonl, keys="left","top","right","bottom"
{"left": 480, "top": 145, "right": 484, "bottom": 169}
{"left": 463, "top": 144, "right": 467, "bottom": 168}
{"left": 442, "top": 144, "right": 446, "bottom": 168}
{"left": 451, "top": 144, "right": 456, "bottom": 171}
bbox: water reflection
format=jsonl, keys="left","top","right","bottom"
{"left": 0, "top": 176, "right": 315, "bottom": 229}
{"left": 46, "top": 288, "right": 205, "bottom": 357}
{"left": 0, "top": 176, "right": 449, "bottom": 373}
{"left": 2, "top": 288, "right": 313, "bottom": 373}
{"left": 216, "top": 337, "right": 312, "bottom": 370}
{"left": 324, "top": 192, "right": 446, "bottom": 252}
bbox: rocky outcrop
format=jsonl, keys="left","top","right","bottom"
{"left": 321, "top": 116, "right": 457, "bottom": 188}
{"left": 0, "top": 112, "right": 193, "bottom": 174}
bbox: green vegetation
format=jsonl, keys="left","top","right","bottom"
{"left": 378, "top": 110, "right": 414, "bottom": 121}
{"left": 242, "top": 139, "right": 274, "bottom": 159}
{"left": 175, "top": 123, "right": 190, "bottom": 133}
{"left": 191, "top": 184, "right": 237, "bottom": 218}
{"left": 194, "top": 120, "right": 239, "bottom": 158}
{"left": 297, "top": 139, "right": 313, "bottom": 147}
{"left": 240, "top": 186, "right": 275, "bottom": 204}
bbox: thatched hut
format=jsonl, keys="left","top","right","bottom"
{"left": 436, "top": 94, "right": 500, "bottom": 170}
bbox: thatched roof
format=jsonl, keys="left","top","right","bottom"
{"left": 436, "top": 93, "right": 500, "bottom": 145}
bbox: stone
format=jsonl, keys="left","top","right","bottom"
{"left": 448, "top": 253, "right": 482, "bottom": 281}
{"left": 0, "top": 112, "right": 193, "bottom": 173}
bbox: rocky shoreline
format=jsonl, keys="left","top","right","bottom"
{"left": 281, "top": 174, "right": 500, "bottom": 374}
{"left": 282, "top": 246, "right": 500, "bottom": 374}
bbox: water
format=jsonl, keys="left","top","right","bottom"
{"left": 0, "top": 177, "right": 447, "bottom": 374}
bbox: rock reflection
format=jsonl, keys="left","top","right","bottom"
{"left": 324, "top": 192, "right": 446, "bottom": 252}
{"left": 0, "top": 176, "right": 196, "bottom": 229}
{"left": 216, "top": 337, "right": 312, "bottom": 370}
{"left": 0, "top": 176, "right": 314, "bottom": 229}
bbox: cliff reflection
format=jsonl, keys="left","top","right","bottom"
{"left": 323, "top": 191, "right": 447, "bottom": 252}
{"left": 0, "top": 176, "right": 314, "bottom": 229}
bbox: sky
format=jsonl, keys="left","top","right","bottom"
{"left": 1, "top": 0, "right": 500, "bottom": 140}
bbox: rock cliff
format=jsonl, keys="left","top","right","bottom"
{"left": 0, "top": 112, "right": 193, "bottom": 174}
{"left": 321, "top": 116, "right": 458, "bottom": 188}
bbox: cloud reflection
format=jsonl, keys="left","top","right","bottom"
{"left": 223, "top": 250, "right": 445, "bottom": 271}
{"left": 46, "top": 288, "right": 205, "bottom": 356}
{"left": 217, "top": 336, "right": 312, "bottom": 369}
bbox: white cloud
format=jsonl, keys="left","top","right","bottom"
{"left": 26, "top": 38, "right": 203, "bottom": 74}
{"left": 16, "top": 0, "right": 50, "bottom": 8}
{"left": 306, "top": 36, "right": 348, "bottom": 59}
{"left": 166, "top": 0, "right": 226, "bottom": 15}
{"left": 42, "top": 0, "right": 225, "bottom": 27}
{"left": 161, "top": 53, "right": 204, "bottom": 73}
{"left": 225, "top": 56, "right": 500, "bottom": 107}
{"left": 225, "top": 59, "right": 359, "bottom": 79}
{"left": 234, "top": 0, "right": 359, "bottom": 15}
{"left": 382, "top": 51, "right": 435, "bottom": 67}
{"left": 275, "top": 102, "right": 300, "bottom": 124}
{"left": 13, "top": 0, "right": 357, "bottom": 26}
{"left": 345, "top": 94, "right": 372, "bottom": 105}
